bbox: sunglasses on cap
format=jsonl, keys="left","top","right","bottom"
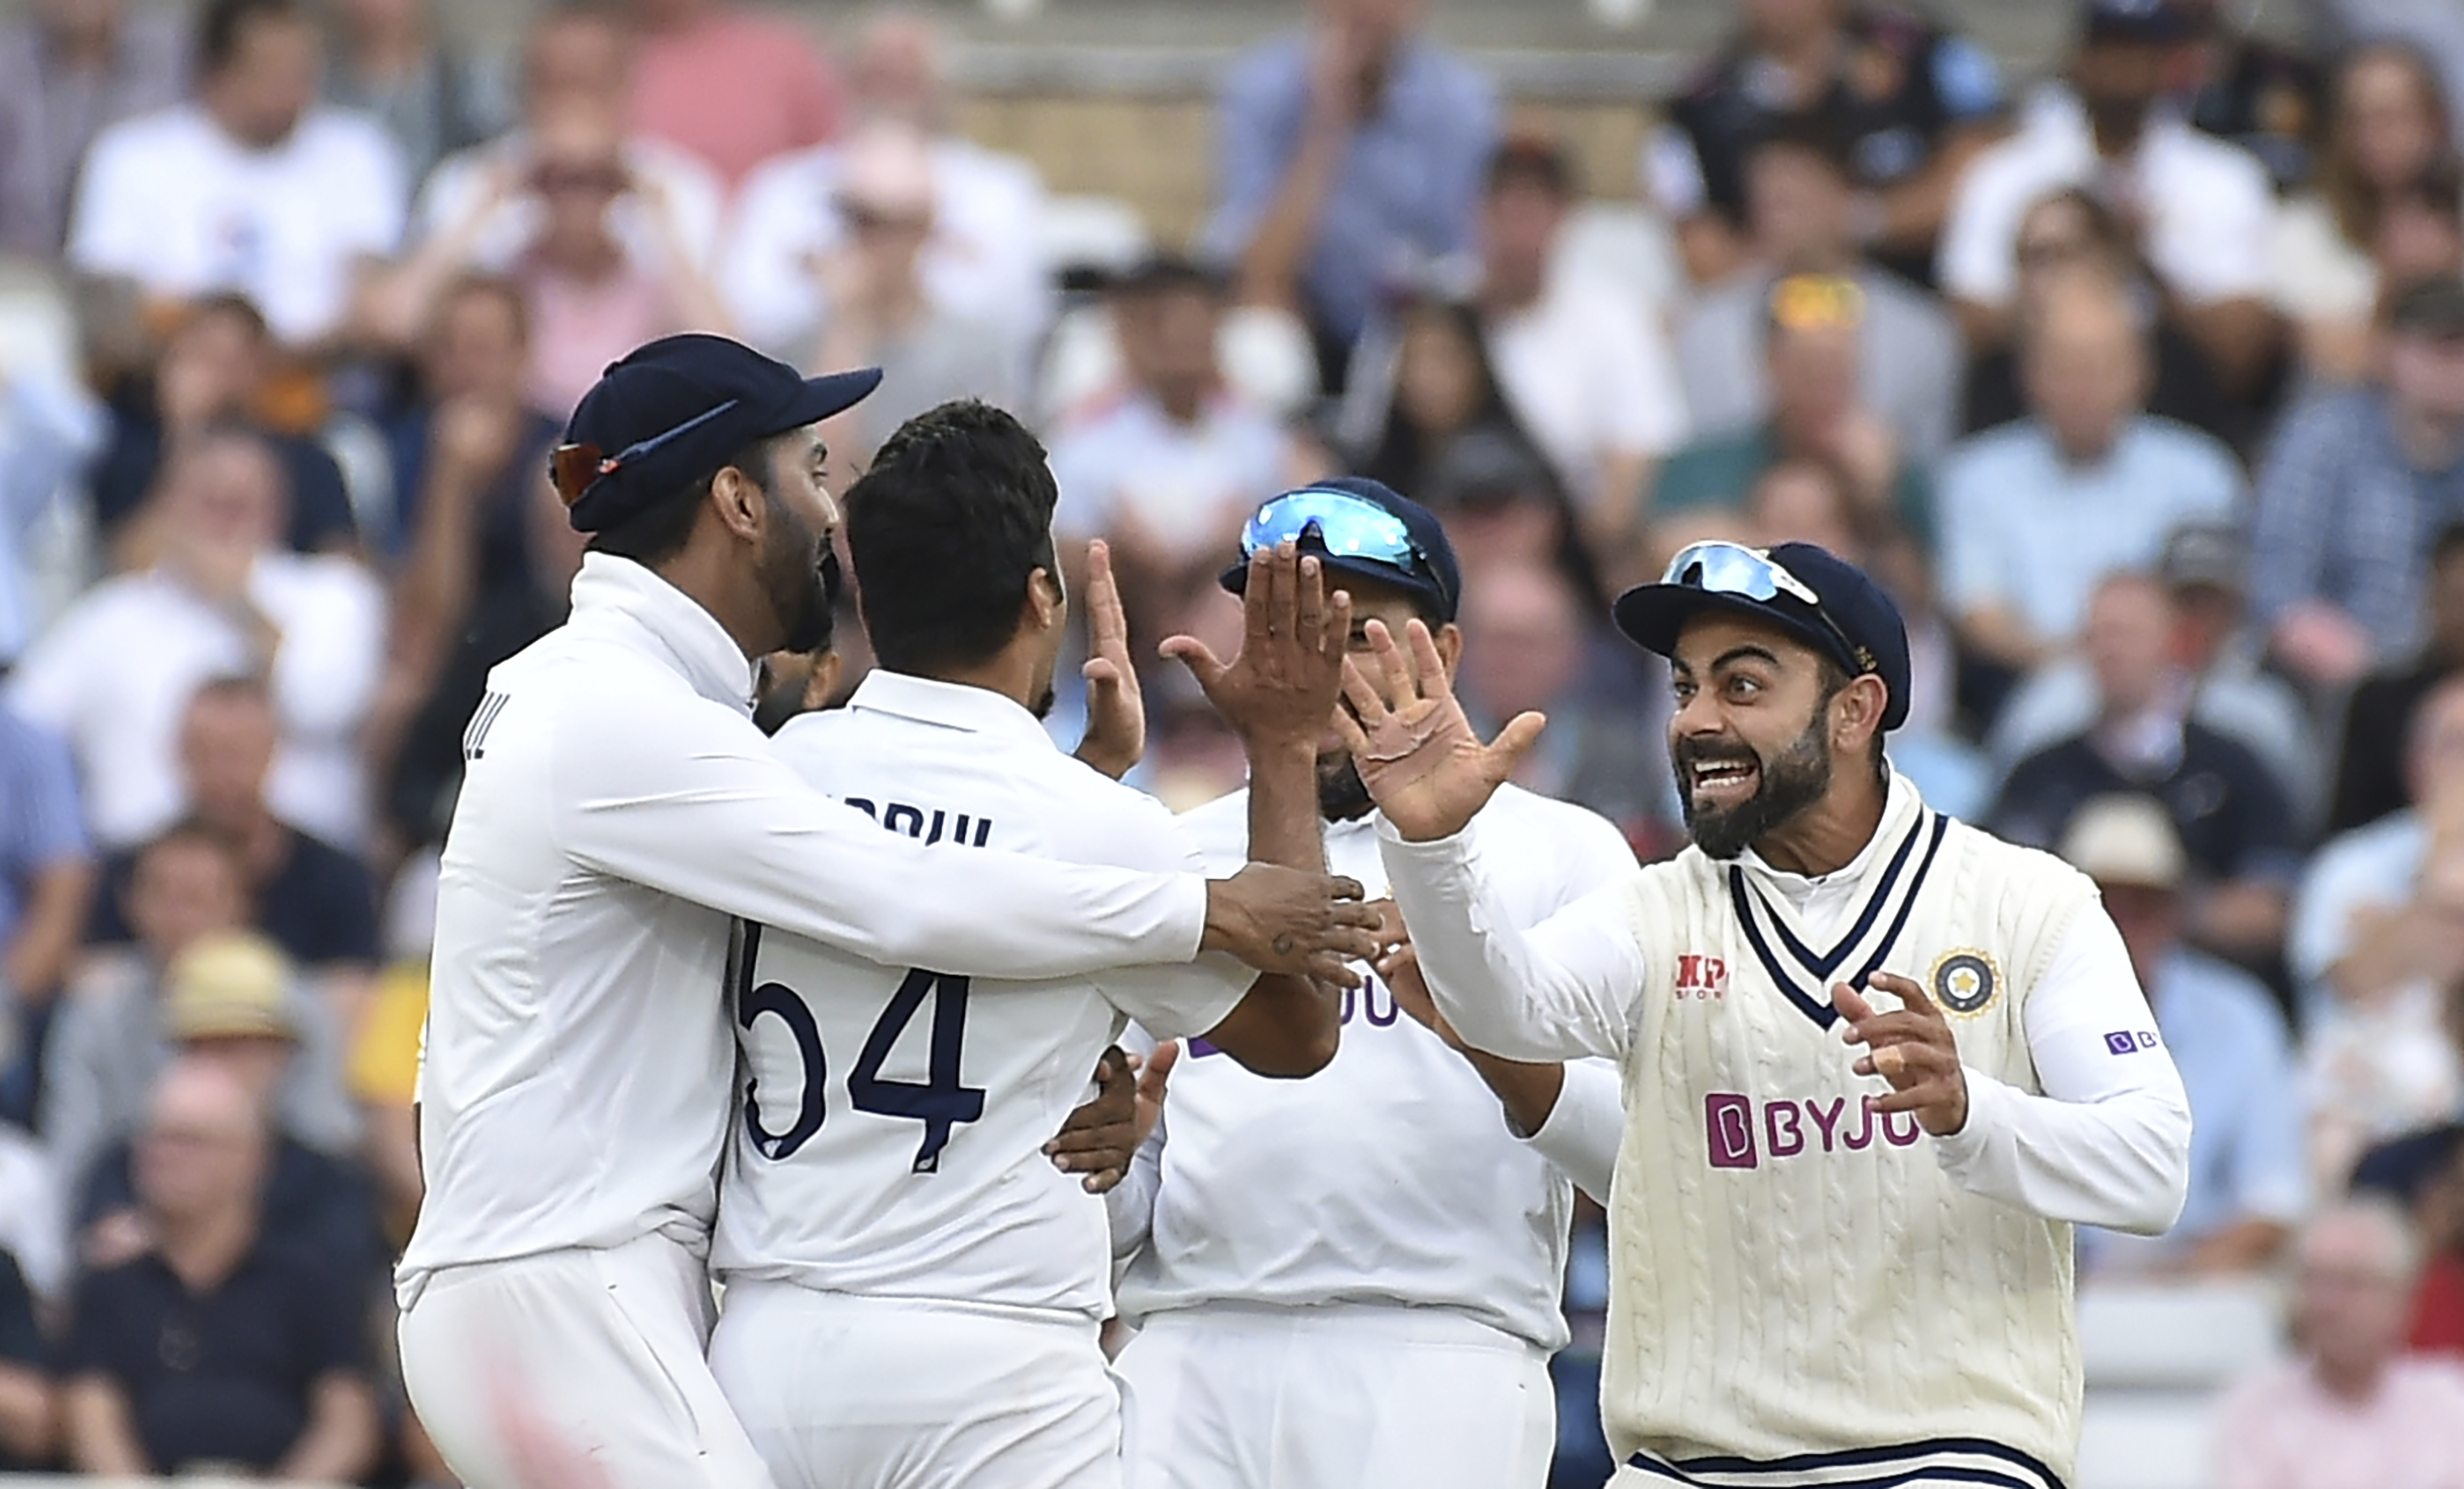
{"left": 1661, "top": 540, "right": 1876, "bottom": 676}
{"left": 1768, "top": 274, "right": 1866, "bottom": 334}
{"left": 551, "top": 397, "right": 742, "bottom": 509}
{"left": 1241, "top": 488, "right": 1434, "bottom": 580}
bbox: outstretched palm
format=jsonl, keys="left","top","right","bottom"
{"left": 1333, "top": 619, "right": 1545, "bottom": 842}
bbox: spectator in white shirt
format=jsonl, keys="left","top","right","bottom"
{"left": 723, "top": 9, "right": 1049, "bottom": 370}
{"left": 66, "top": 0, "right": 405, "bottom": 351}
{"left": 1938, "top": 0, "right": 2282, "bottom": 402}
{"left": 396, "top": 3, "right": 723, "bottom": 299}
{"left": 1049, "top": 258, "right": 1287, "bottom": 647}
{"left": 8, "top": 428, "right": 383, "bottom": 852}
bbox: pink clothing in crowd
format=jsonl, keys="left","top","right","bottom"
{"left": 516, "top": 258, "right": 696, "bottom": 417}
{"left": 627, "top": 7, "right": 842, "bottom": 190}
{"left": 2214, "top": 1357, "right": 2464, "bottom": 1489}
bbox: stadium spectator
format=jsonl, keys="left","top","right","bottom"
{"left": 625, "top": 0, "right": 840, "bottom": 191}
{"left": 65, "top": 0, "right": 406, "bottom": 350}
{"left": 401, "top": 3, "right": 722, "bottom": 309}
{"left": 2307, "top": 0, "right": 2464, "bottom": 155}
{"left": 2290, "top": 675, "right": 2464, "bottom": 1181}
{"left": 1350, "top": 296, "right": 1564, "bottom": 537}
{"left": 58, "top": 1056, "right": 379, "bottom": 1481}
{"left": 0, "top": 703, "right": 93, "bottom": 1131}
{"left": 2350, "top": 1120, "right": 2464, "bottom": 1354}
{"left": 1676, "top": 117, "right": 1966, "bottom": 465}
{"left": 1652, "top": 274, "right": 1933, "bottom": 555}
{"left": 71, "top": 933, "right": 385, "bottom": 1293}
{"left": 38, "top": 824, "right": 359, "bottom": 1208}
{"left": 723, "top": 10, "right": 1049, "bottom": 368}
{"left": 1992, "top": 522, "right": 2320, "bottom": 827}
{"left": 1048, "top": 258, "right": 1287, "bottom": 649}
{"left": 84, "top": 679, "right": 378, "bottom": 982}
{"left": 0, "top": 1245, "right": 48, "bottom": 1471}
{"left": 809, "top": 121, "right": 1017, "bottom": 467}
{"left": 1416, "top": 426, "right": 1607, "bottom": 617}
{"left": 1206, "top": 0, "right": 1498, "bottom": 387}
{"left": 2060, "top": 795, "right": 2307, "bottom": 1277}
{"left": 1939, "top": 0, "right": 2281, "bottom": 401}
{"left": 1958, "top": 187, "right": 2246, "bottom": 449}
{"left": 2332, "top": 524, "right": 2464, "bottom": 835}
{"left": 1465, "top": 135, "right": 1685, "bottom": 555}
{"left": 2214, "top": 1202, "right": 2464, "bottom": 1489}
{"left": 1990, "top": 571, "right": 2300, "bottom": 975}
{"left": 9, "top": 427, "right": 385, "bottom": 853}
{"left": 2250, "top": 274, "right": 2464, "bottom": 691}
{"left": 1643, "top": 0, "right": 2006, "bottom": 287}
{"left": 1455, "top": 561, "right": 1670, "bottom": 842}
{"left": 320, "top": 0, "right": 508, "bottom": 196}
{"left": 87, "top": 295, "right": 361, "bottom": 564}
{"left": 1938, "top": 266, "right": 2243, "bottom": 670}
{"left": 2273, "top": 43, "right": 2458, "bottom": 383}
{"left": 0, "top": 0, "right": 186, "bottom": 257}
{"left": 2175, "top": 0, "right": 2329, "bottom": 194}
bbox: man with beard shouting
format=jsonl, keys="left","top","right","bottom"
{"left": 395, "top": 335, "right": 1380, "bottom": 1489}
{"left": 1343, "top": 539, "right": 2194, "bottom": 1489}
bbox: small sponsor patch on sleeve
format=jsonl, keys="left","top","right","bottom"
{"left": 2104, "top": 1030, "right": 2161, "bottom": 1055}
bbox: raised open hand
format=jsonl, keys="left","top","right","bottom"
{"left": 1073, "top": 539, "right": 1146, "bottom": 781}
{"left": 1833, "top": 971, "right": 1968, "bottom": 1137}
{"left": 1330, "top": 618, "right": 1544, "bottom": 843}
{"left": 1162, "top": 541, "right": 1352, "bottom": 750}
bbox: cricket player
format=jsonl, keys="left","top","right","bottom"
{"left": 396, "top": 336, "right": 1379, "bottom": 1489}
{"left": 707, "top": 401, "right": 1360, "bottom": 1488}
{"left": 1343, "top": 540, "right": 2196, "bottom": 1489}
{"left": 1106, "top": 479, "right": 1633, "bottom": 1489}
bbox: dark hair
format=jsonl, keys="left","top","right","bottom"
{"left": 199, "top": 0, "right": 309, "bottom": 78}
{"left": 1486, "top": 134, "right": 1577, "bottom": 200}
{"left": 179, "top": 292, "right": 271, "bottom": 345}
{"left": 434, "top": 273, "right": 533, "bottom": 349}
{"left": 1742, "top": 111, "right": 1858, "bottom": 182}
{"left": 1107, "top": 254, "right": 1225, "bottom": 301}
{"left": 2434, "top": 520, "right": 2464, "bottom": 570}
{"left": 586, "top": 439, "right": 774, "bottom": 568}
{"left": 845, "top": 400, "right": 1060, "bottom": 675}
{"left": 187, "top": 674, "right": 274, "bottom": 712}
{"left": 133, "top": 816, "right": 244, "bottom": 878}
{"left": 1365, "top": 295, "right": 1529, "bottom": 491}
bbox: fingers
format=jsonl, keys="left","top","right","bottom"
{"left": 1045, "top": 1122, "right": 1132, "bottom": 1158}
{"left": 1363, "top": 619, "right": 1421, "bottom": 710}
{"left": 1296, "top": 554, "right": 1326, "bottom": 657}
{"left": 1308, "top": 951, "right": 1367, "bottom": 988}
{"left": 1081, "top": 1166, "right": 1127, "bottom": 1195}
{"left": 1084, "top": 539, "right": 1125, "bottom": 655}
{"left": 1138, "top": 1040, "right": 1180, "bottom": 1104}
{"left": 1482, "top": 711, "right": 1549, "bottom": 784}
{"left": 1328, "top": 875, "right": 1368, "bottom": 904}
{"left": 1330, "top": 701, "right": 1372, "bottom": 758}
{"left": 1339, "top": 656, "right": 1389, "bottom": 726}
{"left": 1322, "top": 586, "right": 1355, "bottom": 670}
{"left": 1831, "top": 982, "right": 1876, "bottom": 1026}
{"left": 1871, "top": 969, "right": 1937, "bottom": 1020}
{"left": 1083, "top": 655, "right": 1121, "bottom": 688}
{"left": 1404, "top": 620, "right": 1449, "bottom": 698}
{"left": 1158, "top": 634, "right": 1227, "bottom": 691}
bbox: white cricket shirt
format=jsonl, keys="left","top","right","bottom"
{"left": 397, "top": 557, "right": 1207, "bottom": 1303}
{"left": 1111, "top": 784, "right": 1634, "bottom": 1352}
{"left": 712, "top": 671, "right": 1253, "bottom": 1319}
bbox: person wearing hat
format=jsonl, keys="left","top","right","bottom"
{"left": 1101, "top": 477, "right": 1635, "bottom": 1489}
{"left": 1344, "top": 539, "right": 2192, "bottom": 1485}
{"left": 2250, "top": 273, "right": 2464, "bottom": 692}
{"left": 394, "top": 332, "right": 1381, "bottom": 1489}
{"left": 2059, "top": 795, "right": 2307, "bottom": 1277}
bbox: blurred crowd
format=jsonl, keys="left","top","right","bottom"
{"left": 0, "top": 0, "right": 2456, "bottom": 1482}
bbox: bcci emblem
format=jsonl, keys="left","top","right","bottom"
{"left": 1929, "top": 950, "right": 2000, "bottom": 1018}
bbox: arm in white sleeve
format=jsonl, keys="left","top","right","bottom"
{"left": 558, "top": 693, "right": 1207, "bottom": 979}
{"left": 1105, "top": 1122, "right": 1165, "bottom": 1261}
{"left": 1521, "top": 1058, "right": 1622, "bottom": 1205}
{"left": 1377, "top": 818, "right": 1646, "bottom": 1064}
{"left": 1930, "top": 904, "right": 2193, "bottom": 1234}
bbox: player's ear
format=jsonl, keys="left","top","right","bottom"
{"left": 1833, "top": 673, "right": 1888, "bottom": 755}
{"left": 708, "top": 463, "right": 766, "bottom": 543}
{"left": 1433, "top": 622, "right": 1465, "bottom": 682}
{"left": 1025, "top": 566, "right": 1063, "bottom": 633}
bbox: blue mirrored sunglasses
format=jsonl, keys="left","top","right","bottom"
{"left": 1661, "top": 540, "right": 1872, "bottom": 675}
{"left": 1240, "top": 489, "right": 1429, "bottom": 576}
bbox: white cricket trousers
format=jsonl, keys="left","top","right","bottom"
{"left": 397, "top": 1232, "right": 775, "bottom": 1489}
{"left": 1113, "top": 1302, "right": 1556, "bottom": 1489}
{"left": 708, "top": 1280, "right": 1126, "bottom": 1489}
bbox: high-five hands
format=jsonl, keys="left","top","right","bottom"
{"left": 1832, "top": 972, "right": 1969, "bottom": 1136}
{"left": 1331, "top": 618, "right": 1545, "bottom": 842}
{"left": 1073, "top": 539, "right": 1146, "bottom": 780}
{"left": 1162, "top": 540, "right": 1353, "bottom": 748}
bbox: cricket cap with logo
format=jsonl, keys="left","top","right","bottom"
{"left": 552, "top": 333, "right": 882, "bottom": 533}
{"left": 1220, "top": 477, "right": 1464, "bottom": 624}
{"left": 1612, "top": 540, "right": 1914, "bottom": 730}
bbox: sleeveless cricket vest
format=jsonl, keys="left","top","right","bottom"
{"left": 1604, "top": 782, "right": 2096, "bottom": 1489}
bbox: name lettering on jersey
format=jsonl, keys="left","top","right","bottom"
{"left": 844, "top": 797, "right": 995, "bottom": 847}
{"left": 1674, "top": 953, "right": 1729, "bottom": 999}
{"left": 1188, "top": 972, "right": 1403, "bottom": 1058}
{"left": 1704, "top": 1091, "right": 1922, "bottom": 1170}
{"left": 2103, "top": 1029, "right": 2161, "bottom": 1056}
{"left": 462, "top": 691, "right": 510, "bottom": 762}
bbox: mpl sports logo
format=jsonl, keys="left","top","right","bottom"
{"left": 1705, "top": 1092, "right": 1924, "bottom": 1170}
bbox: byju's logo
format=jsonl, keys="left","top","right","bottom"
{"left": 2103, "top": 1030, "right": 2161, "bottom": 1056}
{"left": 1703, "top": 1092, "right": 1923, "bottom": 1170}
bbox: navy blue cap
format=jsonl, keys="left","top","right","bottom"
{"left": 553, "top": 333, "right": 882, "bottom": 533}
{"left": 1611, "top": 541, "right": 1913, "bottom": 731}
{"left": 1219, "top": 476, "right": 1464, "bottom": 623}
{"left": 2081, "top": 0, "right": 2196, "bottom": 44}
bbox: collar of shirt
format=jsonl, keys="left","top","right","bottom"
{"left": 1735, "top": 767, "right": 1921, "bottom": 897}
{"left": 566, "top": 551, "right": 759, "bottom": 715}
{"left": 844, "top": 668, "right": 1061, "bottom": 751}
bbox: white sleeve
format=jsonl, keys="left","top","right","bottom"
{"left": 1378, "top": 818, "right": 1647, "bottom": 1064}
{"left": 554, "top": 691, "right": 1210, "bottom": 979}
{"left": 1930, "top": 904, "right": 2193, "bottom": 1234}
{"left": 1522, "top": 1058, "right": 1621, "bottom": 1204}
{"left": 1089, "top": 808, "right": 1256, "bottom": 1040}
{"left": 1105, "top": 1113, "right": 1166, "bottom": 1260}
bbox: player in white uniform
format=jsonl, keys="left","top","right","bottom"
{"left": 396, "top": 337, "right": 1380, "bottom": 1489}
{"left": 1339, "top": 540, "right": 2196, "bottom": 1489}
{"left": 707, "top": 403, "right": 1363, "bottom": 1489}
{"left": 1104, "top": 480, "right": 1633, "bottom": 1489}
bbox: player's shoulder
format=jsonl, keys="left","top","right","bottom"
{"left": 1479, "top": 784, "right": 1633, "bottom": 863}
{"left": 1943, "top": 813, "right": 2101, "bottom": 916}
